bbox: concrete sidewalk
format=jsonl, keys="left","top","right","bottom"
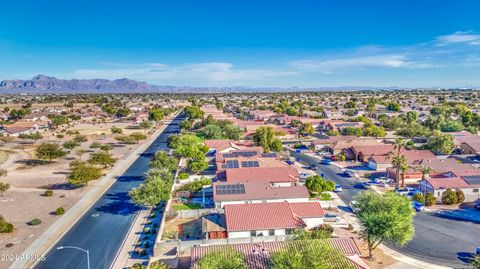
{"left": 12, "top": 113, "right": 179, "bottom": 269}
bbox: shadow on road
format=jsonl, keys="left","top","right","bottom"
{"left": 95, "top": 191, "right": 142, "bottom": 216}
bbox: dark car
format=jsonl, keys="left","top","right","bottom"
{"left": 309, "top": 163, "right": 318, "bottom": 170}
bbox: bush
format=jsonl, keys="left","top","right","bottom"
{"left": 441, "top": 189, "right": 458, "bottom": 205}
{"left": 412, "top": 193, "right": 425, "bottom": 204}
{"left": 0, "top": 215, "right": 14, "bottom": 233}
{"left": 143, "top": 227, "right": 151, "bottom": 234}
{"left": 89, "top": 141, "right": 102, "bottom": 148}
{"left": 27, "top": 218, "right": 42, "bottom": 226}
{"left": 44, "top": 190, "right": 53, "bottom": 197}
{"left": 455, "top": 189, "right": 465, "bottom": 204}
{"left": 55, "top": 207, "right": 65, "bottom": 215}
{"left": 425, "top": 193, "right": 437, "bottom": 206}
{"left": 176, "top": 177, "right": 212, "bottom": 192}
{"left": 177, "top": 172, "right": 189, "bottom": 180}
{"left": 316, "top": 223, "right": 334, "bottom": 236}
{"left": 56, "top": 134, "right": 64, "bottom": 139}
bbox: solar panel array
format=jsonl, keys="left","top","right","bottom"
{"left": 462, "top": 175, "right": 480, "bottom": 185}
{"left": 223, "top": 151, "right": 257, "bottom": 158}
{"left": 241, "top": 161, "right": 260, "bottom": 168}
{"left": 261, "top": 153, "right": 277, "bottom": 158}
{"left": 216, "top": 184, "right": 246, "bottom": 195}
{"left": 221, "top": 160, "right": 240, "bottom": 169}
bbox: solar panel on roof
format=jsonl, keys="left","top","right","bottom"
{"left": 463, "top": 176, "right": 480, "bottom": 185}
{"left": 224, "top": 160, "right": 239, "bottom": 169}
{"left": 216, "top": 184, "right": 245, "bottom": 195}
{"left": 241, "top": 161, "right": 259, "bottom": 167}
{"left": 261, "top": 153, "right": 277, "bottom": 158}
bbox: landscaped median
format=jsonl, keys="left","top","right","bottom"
{"left": 12, "top": 111, "right": 180, "bottom": 269}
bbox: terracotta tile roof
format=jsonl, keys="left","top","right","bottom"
{"left": 191, "top": 238, "right": 368, "bottom": 269}
{"left": 224, "top": 167, "right": 299, "bottom": 183}
{"left": 213, "top": 181, "right": 309, "bottom": 202}
{"left": 369, "top": 150, "right": 436, "bottom": 164}
{"left": 461, "top": 141, "right": 480, "bottom": 153}
{"left": 425, "top": 176, "right": 471, "bottom": 189}
{"left": 224, "top": 202, "right": 324, "bottom": 231}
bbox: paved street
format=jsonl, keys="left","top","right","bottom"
{"left": 289, "top": 149, "right": 480, "bottom": 268}
{"left": 34, "top": 115, "right": 183, "bottom": 269}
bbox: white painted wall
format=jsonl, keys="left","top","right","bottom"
{"left": 302, "top": 217, "right": 324, "bottom": 229}
{"left": 228, "top": 231, "right": 251, "bottom": 238}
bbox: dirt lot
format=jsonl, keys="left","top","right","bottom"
{"left": 0, "top": 121, "right": 153, "bottom": 269}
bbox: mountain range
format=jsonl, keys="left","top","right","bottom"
{"left": 0, "top": 75, "right": 424, "bottom": 93}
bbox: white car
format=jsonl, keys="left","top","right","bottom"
{"left": 344, "top": 169, "right": 355, "bottom": 177}
{"left": 299, "top": 172, "right": 310, "bottom": 180}
{"left": 349, "top": 201, "right": 360, "bottom": 213}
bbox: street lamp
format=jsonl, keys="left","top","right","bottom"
{"left": 57, "top": 246, "right": 90, "bottom": 269}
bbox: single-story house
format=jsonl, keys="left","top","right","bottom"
{"left": 224, "top": 201, "right": 325, "bottom": 239}
{"left": 212, "top": 181, "right": 310, "bottom": 208}
{"left": 191, "top": 238, "right": 370, "bottom": 269}
{"left": 419, "top": 174, "right": 480, "bottom": 203}
{"left": 221, "top": 167, "right": 299, "bottom": 187}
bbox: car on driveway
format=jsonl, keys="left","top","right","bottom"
{"left": 299, "top": 172, "right": 310, "bottom": 180}
{"left": 412, "top": 201, "right": 425, "bottom": 212}
{"left": 320, "top": 158, "right": 332, "bottom": 165}
{"left": 355, "top": 182, "right": 371, "bottom": 189}
{"left": 324, "top": 213, "right": 341, "bottom": 222}
{"left": 334, "top": 184, "right": 342, "bottom": 192}
{"left": 309, "top": 163, "right": 318, "bottom": 170}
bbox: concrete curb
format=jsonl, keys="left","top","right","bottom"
{"left": 379, "top": 244, "right": 452, "bottom": 269}
{"left": 12, "top": 112, "right": 179, "bottom": 269}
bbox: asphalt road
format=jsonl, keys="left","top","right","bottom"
{"left": 289, "top": 150, "right": 480, "bottom": 268}
{"left": 35, "top": 114, "right": 183, "bottom": 269}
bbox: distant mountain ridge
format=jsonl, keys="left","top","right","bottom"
{"left": 0, "top": 74, "right": 429, "bottom": 93}
{"left": 0, "top": 75, "right": 157, "bottom": 93}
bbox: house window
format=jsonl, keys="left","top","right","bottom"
{"left": 473, "top": 188, "right": 479, "bottom": 193}
{"left": 251, "top": 231, "right": 256, "bottom": 237}
{"left": 285, "top": 229, "right": 293, "bottom": 235}
{"left": 269, "top": 229, "right": 275, "bottom": 236}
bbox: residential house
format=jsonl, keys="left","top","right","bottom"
{"left": 221, "top": 167, "right": 299, "bottom": 187}
{"left": 191, "top": 238, "right": 370, "bottom": 269}
{"left": 419, "top": 173, "right": 480, "bottom": 203}
{"left": 212, "top": 181, "right": 310, "bottom": 208}
{"left": 224, "top": 202, "right": 325, "bottom": 238}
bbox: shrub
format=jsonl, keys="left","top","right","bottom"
{"left": 56, "top": 134, "right": 64, "bottom": 138}
{"left": 55, "top": 207, "right": 65, "bottom": 215}
{"left": 89, "top": 141, "right": 102, "bottom": 148}
{"left": 425, "top": 193, "right": 437, "bottom": 206}
{"left": 441, "top": 189, "right": 457, "bottom": 205}
{"left": 143, "top": 227, "right": 151, "bottom": 234}
{"left": 455, "top": 189, "right": 465, "bottom": 204}
{"left": 44, "top": 190, "right": 53, "bottom": 197}
{"left": 131, "top": 263, "right": 146, "bottom": 269}
{"left": 177, "top": 172, "right": 189, "bottom": 180}
{"left": 176, "top": 177, "right": 212, "bottom": 192}
{"left": 0, "top": 215, "right": 14, "bottom": 233}
{"left": 149, "top": 261, "right": 170, "bottom": 269}
{"left": 315, "top": 223, "right": 334, "bottom": 236}
{"left": 27, "top": 218, "right": 42, "bottom": 226}
{"left": 412, "top": 193, "right": 425, "bottom": 204}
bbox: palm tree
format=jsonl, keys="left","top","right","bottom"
{"left": 393, "top": 138, "right": 407, "bottom": 155}
{"left": 415, "top": 163, "right": 433, "bottom": 181}
{"left": 390, "top": 154, "right": 408, "bottom": 188}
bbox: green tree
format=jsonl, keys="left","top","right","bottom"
{"left": 253, "top": 126, "right": 283, "bottom": 153}
{"left": 0, "top": 215, "right": 14, "bottom": 233}
{"left": 299, "top": 123, "right": 315, "bottom": 135}
{"left": 424, "top": 131, "right": 455, "bottom": 154}
{"left": 129, "top": 169, "right": 174, "bottom": 207}
{"left": 88, "top": 151, "right": 116, "bottom": 168}
{"left": 354, "top": 191, "right": 414, "bottom": 259}
{"left": 197, "top": 247, "right": 246, "bottom": 269}
{"left": 363, "top": 125, "right": 386, "bottom": 138}
{"left": 305, "top": 175, "right": 335, "bottom": 194}
{"left": 148, "top": 108, "right": 165, "bottom": 122}
{"left": 341, "top": 127, "right": 363, "bottom": 137}
{"left": 270, "top": 240, "right": 355, "bottom": 269}
{"left": 63, "top": 140, "right": 80, "bottom": 150}
{"left": 36, "top": 143, "right": 67, "bottom": 162}
{"left": 149, "top": 151, "right": 179, "bottom": 173}
{"left": 68, "top": 162, "right": 102, "bottom": 186}
{"left": 184, "top": 106, "right": 204, "bottom": 119}
{"left": 19, "top": 131, "right": 43, "bottom": 143}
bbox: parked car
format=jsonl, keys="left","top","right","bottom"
{"left": 334, "top": 184, "right": 342, "bottom": 192}
{"left": 309, "top": 163, "right": 318, "bottom": 170}
{"left": 343, "top": 169, "right": 355, "bottom": 177}
{"left": 324, "top": 213, "right": 341, "bottom": 222}
{"left": 476, "top": 246, "right": 480, "bottom": 255}
{"left": 395, "top": 188, "right": 410, "bottom": 196}
{"left": 320, "top": 158, "right": 332, "bottom": 165}
{"left": 412, "top": 201, "right": 425, "bottom": 212}
{"left": 299, "top": 172, "right": 310, "bottom": 180}
{"left": 349, "top": 201, "right": 360, "bottom": 213}
{"left": 355, "top": 182, "right": 371, "bottom": 189}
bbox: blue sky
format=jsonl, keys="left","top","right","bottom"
{"left": 1, "top": 0, "right": 480, "bottom": 88}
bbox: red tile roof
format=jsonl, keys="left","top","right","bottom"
{"left": 213, "top": 181, "right": 309, "bottom": 202}
{"left": 191, "top": 238, "right": 369, "bottom": 269}
{"left": 224, "top": 167, "right": 299, "bottom": 183}
{"left": 224, "top": 202, "right": 324, "bottom": 231}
